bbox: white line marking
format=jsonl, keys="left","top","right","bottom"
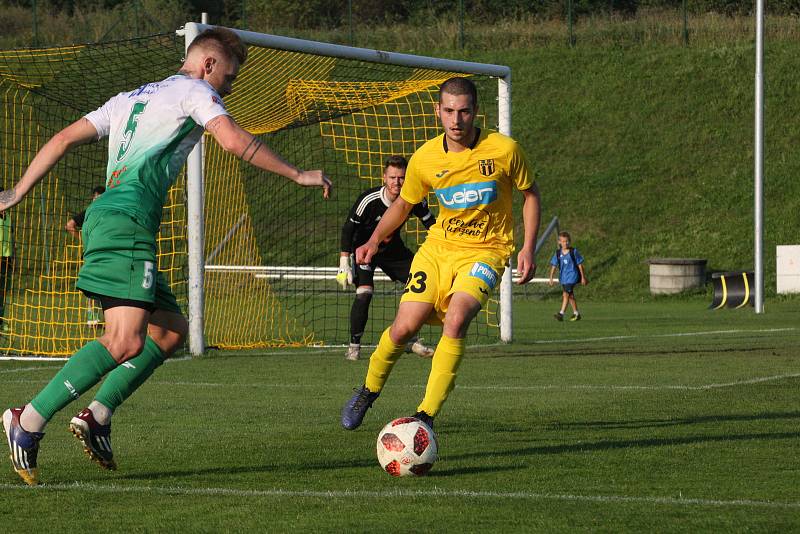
{"left": 527, "top": 327, "right": 797, "bottom": 345}
{"left": 0, "top": 357, "right": 68, "bottom": 362}
{"left": 0, "top": 482, "right": 797, "bottom": 509}
{"left": 455, "top": 373, "right": 800, "bottom": 391}
{"left": 0, "top": 365, "right": 61, "bottom": 374}
{"left": 1, "top": 326, "right": 795, "bottom": 363}
{"left": 137, "top": 372, "right": 797, "bottom": 391}
{"left": 10, "top": 373, "right": 800, "bottom": 391}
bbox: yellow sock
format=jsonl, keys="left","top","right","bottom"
{"left": 417, "top": 335, "right": 465, "bottom": 417}
{"left": 365, "top": 327, "right": 406, "bottom": 393}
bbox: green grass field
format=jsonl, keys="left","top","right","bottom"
{"left": 1, "top": 299, "right": 799, "bottom": 531}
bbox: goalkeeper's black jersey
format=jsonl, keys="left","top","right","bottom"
{"left": 340, "top": 186, "right": 435, "bottom": 255}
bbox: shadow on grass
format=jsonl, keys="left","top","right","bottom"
{"left": 477, "top": 345, "right": 782, "bottom": 359}
{"left": 550, "top": 411, "right": 800, "bottom": 430}
{"left": 444, "top": 430, "right": 800, "bottom": 462}
{"left": 116, "top": 457, "right": 377, "bottom": 481}
{"left": 428, "top": 464, "right": 524, "bottom": 477}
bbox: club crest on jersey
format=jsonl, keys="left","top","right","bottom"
{"left": 479, "top": 159, "right": 495, "bottom": 176}
{"left": 434, "top": 180, "right": 497, "bottom": 209}
{"left": 211, "top": 95, "right": 226, "bottom": 109}
{"left": 469, "top": 262, "right": 499, "bottom": 289}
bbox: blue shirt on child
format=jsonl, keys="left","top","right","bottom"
{"left": 550, "top": 248, "right": 584, "bottom": 285}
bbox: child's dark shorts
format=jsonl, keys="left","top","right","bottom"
{"left": 561, "top": 283, "right": 577, "bottom": 294}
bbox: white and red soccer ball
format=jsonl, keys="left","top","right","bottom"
{"left": 376, "top": 417, "right": 437, "bottom": 477}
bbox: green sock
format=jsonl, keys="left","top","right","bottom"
{"left": 30, "top": 340, "right": 117, "bottom": 421}
{"left": 94, "top": 336, "right": 165, "bottom": 412}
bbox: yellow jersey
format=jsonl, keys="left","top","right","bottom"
{"left": 400, "top": 128, "right": 533, "bottom": 256}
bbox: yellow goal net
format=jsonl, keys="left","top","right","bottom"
{"left": 0, "top": 28, "right": 506, "bottom": 357}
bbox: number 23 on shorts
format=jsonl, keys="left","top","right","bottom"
{"left": 403, "top": 270, "right": 428, "bottom": 294}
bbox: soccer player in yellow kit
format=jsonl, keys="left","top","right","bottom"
{"left": 341, "top": 77, "right": 540, "bottom": 430}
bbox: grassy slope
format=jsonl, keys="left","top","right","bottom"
{"left": 454, "top": 43, "right": 800, "bottom": 298}
{"left": 1, "top": 300, "right": 799, "bottom": 531}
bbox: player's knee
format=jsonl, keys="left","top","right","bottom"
{"left": 173, "top": 315, "right": 189, "bottom": 343}
{"left": 389, "top": 321, "right": 416, "bottom": 344}
{"left": 151, "top": 318, "right": 188, "bottom": 357}
{"left": 442, "top": 311, "right": 474, "bottom": 338}
{"left": 104, "top": 334, "right": 146, "bottom": 363}
{"left": 355, "top": 286, "right": 373, "bottom": 301}
{"left": 167, "top": 318, "right": 189, "bottom": 352}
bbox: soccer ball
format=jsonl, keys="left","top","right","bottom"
{"left": 376, "top": 417, "right": 437, "bottom": 477}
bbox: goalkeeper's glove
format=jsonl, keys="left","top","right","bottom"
{"left": 336, "top": 255, "right": 354, "bottom": 289}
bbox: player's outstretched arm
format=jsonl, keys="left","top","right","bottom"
{"left": 516, "top": 183, "right": 541, "bottom": 285}
{"left": 206, "top": 115, "right": 331, "bottom": 198}
{"left": 0, "top": 118, "right": 98, "bottom": 211}
{"left": 355, "top": 197, "right": 414, "bottom": 265}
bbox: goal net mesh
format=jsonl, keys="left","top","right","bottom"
{"left": 0, "top": 32, "right": 500, "bottom": 356}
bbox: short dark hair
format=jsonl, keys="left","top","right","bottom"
{"left": 439, "top": 77, "right": 478, "bottom": 107}
{"left": 383, "top": 155, "right": 407, "bottom": 171}
{"left": 92, "top": 186, "right": 106, "bottom": 196}
{"left": 187, "top": 27, "right": 248, "bottom": 67}
{"left": 558, "top": 231, "right": 571, "bottom": 241}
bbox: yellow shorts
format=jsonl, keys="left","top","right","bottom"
{"left": 400, "top": 241, "right": 507, "bottom": 320}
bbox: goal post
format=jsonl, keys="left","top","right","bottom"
{"left": 178, "top": 23, "right": 514, "bottom": 355}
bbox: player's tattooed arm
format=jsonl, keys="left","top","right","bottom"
{"left": 208, "top": 114, "right": 331, "bottom": 198}
{"left": 0, "top": 187, "right": 16, "bottom": 209}
{"left": 205, "top": 115, "right": 224, "bottom": 134}
{"left": 240, "top": 137, "right": 264, "bottom": 163}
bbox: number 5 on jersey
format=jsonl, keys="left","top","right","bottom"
{"left": 117, "top": 101, "right": 147, "bottom": 163}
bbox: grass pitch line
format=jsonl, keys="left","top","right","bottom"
{"left": 455, "top": 373, "right": 800, "bottom": 391}
{"left": 527, "top": 327, "right": 797, "bottom": 345}
{"left": 0, "top": 365, "right": 61, "bottom": 374}
{"left": 0, "top": 482, "right": 798, "bottom": 510}
{"left": 143, "top": 372, "right": 800, "bottom": 391}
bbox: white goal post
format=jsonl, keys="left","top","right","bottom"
{"left": 178, "top": 22, "right": 514, "bottom": 355}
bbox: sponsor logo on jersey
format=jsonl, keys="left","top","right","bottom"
{"left": 445, "top": 216, "right": 487, "bottom": 239}
{"left": 434, "top": 180, "right": 497, "bottom": 209}
{"left": 479, "top": 159, "right": 495, "bottom": 176}
{"left": 469, "top": 262, "right": 499, "bottom": 289}
{"left": 435, "top": 169, "right": 450, "bottom": 178}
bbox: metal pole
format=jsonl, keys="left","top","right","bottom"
{"left": 185, "top": 22, "right": 206, "bottom": 355}
{"left": 459, "top": 0, "right": 465, "bottom": 50}
{"left": 498, "top": 74, "right": 513, "bottom": 343}
{"left": 754, "top": 0, "right": 765, "bottom": 313}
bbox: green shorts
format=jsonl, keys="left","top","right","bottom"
{"left": 76, "top": 209, "right": 181, "bottom": 314}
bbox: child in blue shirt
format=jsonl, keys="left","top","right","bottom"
{"left": 548, "top": 231, "right": 588, "bottom": 321}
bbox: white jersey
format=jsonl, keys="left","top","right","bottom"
{"left": 84, "top": 74, "right": 228, "bottom": 233}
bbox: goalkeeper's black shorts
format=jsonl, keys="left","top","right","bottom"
{"left": 353, "top": 246, "right": 414, "bottom": 287}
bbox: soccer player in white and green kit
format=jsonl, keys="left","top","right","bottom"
{"left": 1, "top": 28, "right": 331, "bottom": 486}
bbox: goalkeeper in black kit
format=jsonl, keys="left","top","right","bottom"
{"left": 337, "top": 155, "right": 437, "bottom": 361}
